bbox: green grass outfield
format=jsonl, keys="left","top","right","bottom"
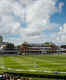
{"left": 0, "top": 54, "right": 66, "bottom": 76}
{"left": 32, "top": 78, "right": 62, "bottom": 80}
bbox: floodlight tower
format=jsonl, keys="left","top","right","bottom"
{"left": 21, "top": 2, "right": 28, "bottom": 43}
{"left": 22, "top": 3, "right": 27, "bottom": 27}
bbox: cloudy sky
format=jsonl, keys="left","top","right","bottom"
{"left": 0, "top": 0, "right": 66, "bottom": 45}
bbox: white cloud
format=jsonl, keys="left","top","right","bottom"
{"left": 51, "top": 23, "right": 66, "bottom": 45}
{"left": 0, "top": 0, "right": 63, "bottom": 44}
{"left": 58, "top": 2, "right": 64, "bottom": 13}
{"left": 19, "top": 0, "right": 58, "bottom": 39}
{"left": 60, "top": 24, "right": 66, "bottom": 33}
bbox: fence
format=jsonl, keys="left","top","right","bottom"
{"left": 21, "top": 47, "right": 66, "bottom": 55}
{"left": 0, "top": 48, "right": 20, "bottom": 55}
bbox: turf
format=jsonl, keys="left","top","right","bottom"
{"left": 0, "top": 54, "right": 66, "bottom": 76}
{"left": 32, "top": 78, "right": 62, "bottom": 80}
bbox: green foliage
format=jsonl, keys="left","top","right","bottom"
{"left": 0, "top": 35, "right": 3, "bottom": 42}
{"left": 5, "top": 43, "right": 15, "bottom": 50}
{"left": 44, "top": 42, "right": 56, "bottom": 47}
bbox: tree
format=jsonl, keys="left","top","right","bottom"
{"left": 0, "top": 35, "right": 3, "bottom": 42}
{"left": 44, "top": 42, "right": 58, "bottom": 53}
{"left": 22, "top": 42, "right": 31, "bottom": 47}
{"left": 6, "top": 43, "right": 15, "bottom": 50}
{"left": 44, "top": 42, "right": 51, "bottom": 47}
{"left": 4, "top": 43, "right": 15, "bottom": 54}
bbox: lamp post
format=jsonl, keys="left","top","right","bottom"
{"left": 22, "top": 3, "right": 27, "bottom": 28}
